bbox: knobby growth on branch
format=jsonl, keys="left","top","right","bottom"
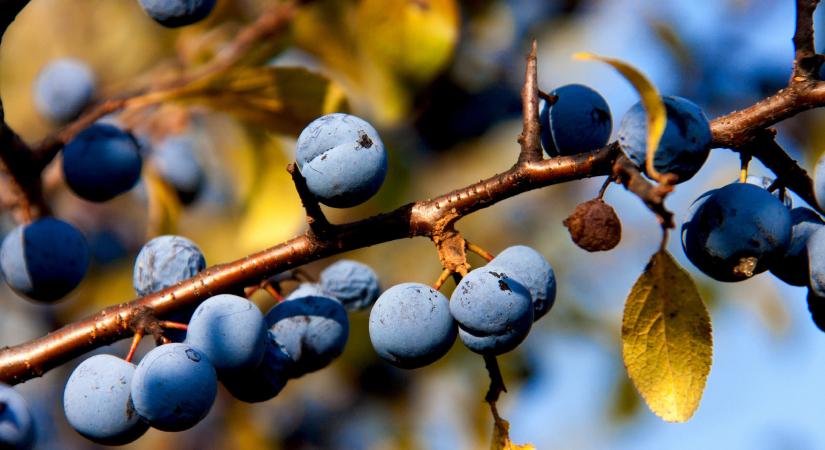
{"left": 0, "top": 0, "right": 824, "bottom": 388}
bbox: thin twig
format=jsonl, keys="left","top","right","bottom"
{"left": 792, "top": 0, "right": 822, "bottom": 81}
{"left": 287, "top": 162, "right": 333, "bottom": 237}
{"left": 433, "top": 268, "right": 453, "bottom": 291}
{"left": 517, "top": 41, "right": 543, "bottom": 164}
{"left": 465, "top": 241, "right": 495, "bottom": 262}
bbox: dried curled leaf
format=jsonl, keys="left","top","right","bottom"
{"left": 573, "top": 52, "right": 666, "bottom": 180}
{"left": 491, "top": 411, "right": 535, "bottom": 450}
{"left": 622, "top": 250, "right": 712, "bottom": 422}
{"left": 563, "top": 198, "right": 621, "bottom": 252}
{"left": 165, "top": 66, "right": 348, "bottom": 136}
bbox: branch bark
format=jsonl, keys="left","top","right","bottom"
{"left": 792, "top": 0, "right": 822, "bottom": 81}
{"left": 5, "top": 2, "right": 825, "bottom": 386}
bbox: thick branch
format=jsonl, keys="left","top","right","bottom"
{"left": 792, "top": 0, "right": 822, "bottom": 81}
{"left": 0, "top": 149, "right": 617, "bottom": 384}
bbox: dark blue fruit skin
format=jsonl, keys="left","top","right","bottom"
{"left": 0, "top": 384, "right": 35, "bottom": 450}
{"left": 807, "top": 289, "right": 825, "bottom": 332}
{"left": 151, "top": 135, "right": 204, "bottom": 205}
{"left": 62, "top": 124, "right": 142, "bottom": 202}
{"left": 295, "top": 113, "right": 388, "bottom": 208}
{"left": 681, "top": 183, "right": 792, "bottom": 282}
{"left": 449, "top": 267, "right": 533, "bottom": 336}
{"left": 219, "top": 331, "right": 292, "bottom": 403}
{"left": 133, "top": 235, "right": 206, "bottom": 297}
{"left": 184, "top": 294, "right": 267, "bottom": 371}
{"left": 771, "top": 207, "right": 824, "bottom": 286}
{"left": 540, "top": 84, "right": 612, "bottom": 156}
{"left": 368, "top": 283, "right": 457, "bottom": 369}
{"left": 285, "top": 283, "right": 327, "bottom": 300}
{"left": 619, "top": 96, "right": 712, "bottom": 183}
{"left": 33, "top": 58, "right": 95, "bottom": 124}
{"left": 744, "top": 175, "right": 792, "bottom": 209}
{"left": 0, "top": 218, "right": 89, "bottom": 303}
{"left": 816, "top": 152, "right": 825, "bottom": 212}
{"left": 320, "top": 260, "right": 381, "bottom": 311}
{"left": 63, "top": 355, "right": 148, "bottom": 445}
{"left": 487, "top": 245, "right": 556, "bottom": 321}
{"left": 138, "top": 0, "right": 217, "bottom": 28}
{"left": 266, "top": 295, "right": 349, "bottom": 377}
{"left": 458, "top": 324, "right": 530, "bottom": 356}
{"left": 807, "top": 227, "right": 825, "bottom": 297}
{"left": 131, "top": 343, "right": 217, "bottom": 432}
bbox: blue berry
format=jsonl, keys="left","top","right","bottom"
{"left": 807, "top": 289, "right": 825, "bottom": 332}
{"left": 184, "top": 294, "right": 267, "bottom": 371}
{"left": 682, "top": 182, "right": 792, "bottom": 281}
{"left": 368, "top": 283, "right": 457, "bottom": 369}
{"left": 744, "top": 175, "right": 792, "bottom": 209}
{"left": 807, "top": 227, "right": 825, "bottom": 297}
{"left": 449, "top": 267, "right": 533, "bottom": 336}
{"left": 219, "top": 332, "right": 292, "bottom": 403}
{"left": 0, "top": 218, "right": 89, "bottom": 302}
{"left": 487, "top": 245, "right": 556, "bottom": 321}
{"left": 320, "top": 260, "right": 380, "bottom": 311}
{"left": 138, "top": 0, "right": 217, "bottom": 28}
{"left": 295, "top": 113, "right": 388, "bottom": 208}
{"left": 0, "top": 384, "right": 35, "bottom": 450}
{"left": 266, "top": 295, "right": 349, "bottom": 377}
{"left": 619, "top": 96, "right": 712, "bottom": 183}
{"left": 33, "top": 58, "right": 95, "bottom": 124}
{"left": 539, "top": 84, "right": 612, "bottom": 156}
{"left": 814, "top": 152, "right": 825, "bottom": 212}
{"left": 131, "top": 343, "right": 217, "bottom": 432}
{"left": 133, "top": 235, "right": 206, "bottom": 297}
{"left": 285, "top": 283, "right": 327, "bottom": 300}
{"left": 151, "top": 135, "right": 204, "bottom": 204}
{"left": 62, "top": 123, "right": 142, "bottom": 202}
{"left": 771, "top": 207, "right": 823, "bottom": 286}
{"left": 458, "top": 324, "right": 530, "bottom": 356}
{"left": 63, "top": 355, "right": 148, "bottom": 445}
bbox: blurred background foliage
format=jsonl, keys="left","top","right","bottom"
{"left": 1, "top": 0, "right": 825, "bottom": 449}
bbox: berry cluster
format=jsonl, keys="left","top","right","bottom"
{"left": 62, "top": 232, "right": 383, "bottom": 444}
{"left": 370, "top": 245, "right": 557, "bottom": 368}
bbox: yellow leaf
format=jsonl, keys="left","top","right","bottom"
{"left": 622, "top": 250, "right": 713, "bottom": 422}
{"left": 294, "top": 0, "right": 459, "bottom": 124}
{"left": 573, "top": 53, "right": 666, "bottom": 180}
{"left": 144, "top": 169, "right": 182, "bottom": 238}
{"left": 490, "top": 410, "right": 535, "bottom": 450}
{"left": 356, "top": 0, "right": 459, "bottom": 83}
{"left": 237, "top": 135, "right": 305, "bottom": 253}
{"left": 166, "top": 66, "right": 349, "bottom": 136}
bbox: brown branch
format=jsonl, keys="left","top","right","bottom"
{"left": 8, "top": 7, "right": 825, "bottom": 385}
{"left": 517, "top": 41, "right": 543, "bottom": 164}
{"left": 0, "top": 146, "right": 618, "bottom": 384}
{"left": 30, "top": 1, "right": 300, "bottom": 170}
{"left": 792, "top": 0, "right": 822, "bottom": 81}
{"left": 739, "top": 129, "right": 823, "bottom": 213}
{"left": 611, "top": 148, "right": 674, "bottom": 228}
{"left": 0, "top": 101, "right": 48, "bottom": 223}
{"left": 287, "top": 163, "right": 333, "bottom": 237}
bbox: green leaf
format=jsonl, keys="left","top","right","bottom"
{"left": 621, "top": 250, "right": 713, "bottom": 422}
{"left": 166, "top": 66, "right": 349, "bottom": 136}
{"left": 573, "top": 53, "right": 667, "bottom": 180}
